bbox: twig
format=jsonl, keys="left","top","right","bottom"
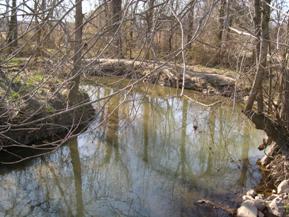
{"left": 183, "top": 94, "right": 222, "bottom": 107}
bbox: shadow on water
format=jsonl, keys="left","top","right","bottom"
{"left": 0, "top": 80, "right": 265, "bottom": 217}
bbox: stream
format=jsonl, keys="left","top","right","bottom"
{"left": 0, "top": 78, "right": 265, "bottom": 217}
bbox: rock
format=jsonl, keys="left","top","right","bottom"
{"left": 260, "top": 155, "right": 270, "bottom": 166}
{"left": 284, "top": 161, "right": 289, "bottom": 167}
{"left": 256, "top": 194, "right": 264, "bottom": 200}
{"left": 237, "top": 200, "right": 258, "bottom": 217}
{"left": 260, "top": 144, "right": 278, "bottom": 166}
{"left": 266, "top": 194, "right": 278, "bottom": 201}
{"left": 247, "top": 189, "right": 257, "bottom": 198}
{"left": 243, "top": 96, "right": 249, "bottom": 102}
{"left": 266, "top": 164, "right": 272, "bottom": 169}
{"left": 277, "top": 180, "right": 289, "bottom": 194}
{"left": 268, "top": 196, "right": 284, "bottom": 217}
{"left": 243, "top": 195, "right": 254, "bottom": 201}
{"left": 253, "top": 199, "right": 266, "bottom": 210}
{"left": 258, "top": 211, "right": 264, "bottom": 217}
{"left": 272, "top": 189, "right": 276, "bottom": 194}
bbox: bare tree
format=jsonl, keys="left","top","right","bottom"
{"left": 68, "top": 0, "right": 83, "bottom": 105}
{"left": 253, "top": 0, "right": 261, "bottom": 62}
{"left": 281, "top": 17, "right": 289, "bottom": 128}
{"left": 217, "top": 0, "right": 228, "bottom": 64}
{"left": 110, "top": 0, "right": 123, "bottom": 58}
{"left": 186, "top": 0, "right": 196, "bottom": 49}
{"left": 145, "top": 0, "right": 154, "bottom": 59}
{"left": 245, "top": 0, "right": 271, "bottom": 112}
{"left": 7, "top": 0, "right": 18, "bottom": 50}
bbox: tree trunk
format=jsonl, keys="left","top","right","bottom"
{"left": 253, "top": 0, "right": 263, "bottom": 113}
{"left": 245, "top": 0, "right": 271, "bottom": 112}
{"left": 68, "top": 0, "right": 83, "bottom": 105}
{"left": 145, "top": 0, "right": 154, "bottom": 59}
{"left": 217, "top": 0, "right": 227, "bottom": 64}
{"left": 168, "top": 22, "right": 173, "bottom": 53}
{"left": 34, "top": 0, "right": 42, "bottom": 57}
{"left": 253, "top": 0, "right": 261, "bottom": 63}
{"left": 111, "top": 0, "right": 123, "bottom": 58}
{"left": 186, "top": 0, "right": 195, "bottom": 49}
{"left": 280, "top": 18, "right": 289, "bottom": 129}
{"left": 5, "top": 0, "right": 9, "bottom": 31}
{"left": 281, "top": 68, "right": 289, "bottom": 129}
{"left": 7, "top": 0, "right": 18, "bottom": 50}
{"left": 129, "top": 22, "right": 133, "bottom": 59}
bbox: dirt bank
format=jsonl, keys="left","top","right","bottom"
{"left": 86, "top": 59, "right": 240, "bottom": 97}
{"left": 0, "top": 77, "right": 95, "bottom": 163}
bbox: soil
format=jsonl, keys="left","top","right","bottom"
{"left": 85, "top": 58, "right": 243, "bottom": 97}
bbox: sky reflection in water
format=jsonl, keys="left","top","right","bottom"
{"left": 0, "top": 83, "right": 265, "bottom": 217}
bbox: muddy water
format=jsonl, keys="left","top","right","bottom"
{"left": 0, "top": 79, "right": 264, "bottom": 217}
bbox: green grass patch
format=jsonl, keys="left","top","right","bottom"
{"left": 27, "top": 73, "right": 44, "bottom": 86}
{"left": 46, "top": 104, "right": 55, "bottom": 113}
{"left": 4, "top": 57, "right": 25, "bottom": 67}
{"left": 10, "top": 91, "right": 20, "bottom": 100}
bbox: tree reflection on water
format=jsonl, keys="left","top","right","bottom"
{"left": 0, "top": 83, "right": 264, "bottom": 217}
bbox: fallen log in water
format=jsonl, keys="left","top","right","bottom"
{"left": 85, "top": 59, "right": 238, "bottom": 97}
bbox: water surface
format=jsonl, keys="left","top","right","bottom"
{"left": 0, "top": 80, "right": 264, "bottom": 217}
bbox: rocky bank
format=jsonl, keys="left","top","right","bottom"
{"left": 237, "top": 144, "right": 289, "bottom": 217}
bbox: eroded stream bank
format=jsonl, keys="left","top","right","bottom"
{"left": 85, "top": 59, "right": 239, "bottom": 97}
{"left": 0, "top": 78, "right": 264, "bottom": 217}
